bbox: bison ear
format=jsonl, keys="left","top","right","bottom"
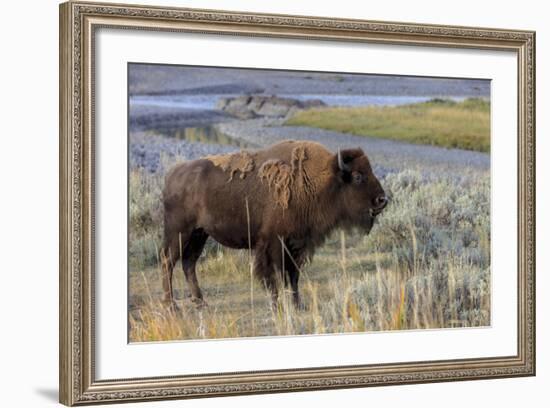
{"left": 334, "top": 148, "right": 364, "bottom": 183}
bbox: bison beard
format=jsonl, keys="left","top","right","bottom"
{"left": 160, "top": 140, "right": 387, "bottom": 310}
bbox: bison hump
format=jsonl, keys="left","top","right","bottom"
{"left": 258, "top": 144, "right": 317, "bottom": 210}
{"left": 206, "top": 141, "right": 331, "bottom": 210}
{"left": 205, "top": 150, "right": 256, "bottom": 181}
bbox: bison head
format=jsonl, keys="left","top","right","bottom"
{"left": 333, "top": 147, "right": 388, "bottom": 233}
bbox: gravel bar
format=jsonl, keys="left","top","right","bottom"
{"left": 130, "top": 132, "right": 236, "bottom": 173}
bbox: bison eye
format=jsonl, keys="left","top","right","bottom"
{"left": 352, "top": 172, "right": 363, "bottom": 184}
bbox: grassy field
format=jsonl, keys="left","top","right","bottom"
{"left": 285, "top": 98, "right": 490, "bottom": 152}
{"left": 128, "top": 158, "right": 491, "bottom": 342}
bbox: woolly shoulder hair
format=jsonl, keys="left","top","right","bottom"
{"left": 205, "top": 150, "right": 256, "bottom": 181}
{"left": 258, "top": 144, "right": 322, "bottom": 209}
{"left": 207, "top": 141, "right": 334, "bottom": 209}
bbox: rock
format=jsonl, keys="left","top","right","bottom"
{"left": 216, "top": 95, "right": 326, "bottom": 119}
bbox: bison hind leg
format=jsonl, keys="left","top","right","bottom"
{"left": 181, "top": 229, "right": 209, "bottom": 306}
{"left": 160, "top": 221, "right": 197, "bottom": 309}
{"left": 160, "top": 233, "right": 184, "bottom": 309}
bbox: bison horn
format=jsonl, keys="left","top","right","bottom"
{"left": 337, "top": 148, "right": 350, "bottom": 172}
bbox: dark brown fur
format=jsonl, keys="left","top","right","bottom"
{"left": 160, "top": 140, "right": 387, "bottom": 309}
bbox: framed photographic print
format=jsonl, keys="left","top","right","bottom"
{"left": 59, "top": 1, "right": 536, "bottom": 405}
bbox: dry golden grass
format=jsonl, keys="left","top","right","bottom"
{"left": 129, "top": 231, "right": 490, "bottom": 342}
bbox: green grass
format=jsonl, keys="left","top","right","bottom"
{"left": 285, "top": 98, "right": 490, "bottom": 152}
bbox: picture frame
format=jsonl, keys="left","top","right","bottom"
{"left": 59, "top": 1, "right": 536, "bottom": 405}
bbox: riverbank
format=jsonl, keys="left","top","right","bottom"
{"left": 286, "top": 98, "right": 490, "bottom": 152}
{"left": 129, "top": 84, "right": 490, "bottom": 177}
{"left": 130, "top": 116, "right": 490, "bottom": 180}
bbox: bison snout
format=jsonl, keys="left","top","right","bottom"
{"left": 372, "top": 194, "right": 388, "bottom": 211}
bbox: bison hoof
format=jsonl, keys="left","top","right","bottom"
{"left": 191, "top": 297, "right": 208, "bottom": 309}
{"left": 162, "top": 300, "right": 180, "bottom": 314}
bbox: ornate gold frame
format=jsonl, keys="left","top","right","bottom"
{"left": 59, "top": 1, "right": 536, "bottom": 405}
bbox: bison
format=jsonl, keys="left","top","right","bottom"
{"left": 160, "top": 140, "right": 387, "bottom": 310}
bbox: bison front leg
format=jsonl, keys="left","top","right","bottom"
{"left": 284, "top": 247, "right": 305, "bottom": 310}
{"left": 287, "top": 264, "right": 302, "bottom": 310}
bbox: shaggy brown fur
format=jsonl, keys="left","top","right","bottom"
{"left": 205, "top": 150, "right": 256, "bottom": 181}
{"left": 256, "top": 142, "right": 333, "bottom": 210}
{"left": 258, "top": 159, "right": 293, "bottom": 209}
{"left": 160, "top": 140, "right": 387, "bottom": 310}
